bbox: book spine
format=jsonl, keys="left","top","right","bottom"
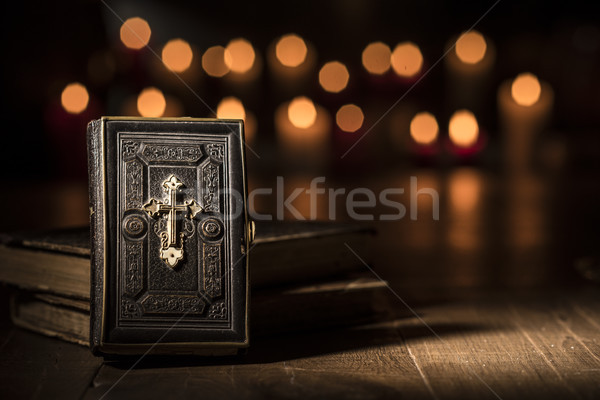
{"left": 87, "top": 118, "right": 104, "bottom": 354}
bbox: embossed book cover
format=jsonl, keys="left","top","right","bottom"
{"left": 87, "top": 117, "right": 250, "bottom": 356}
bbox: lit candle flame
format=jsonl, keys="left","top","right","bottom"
{"left": 61, "top": 83, "right": 89, "bottom": 114}
{"left": 449, "top": 110, "right": 479, "bottom": 148}
{"left": 319, "top": 61, "right": 349, "bottom": 93}
{"left": 336, "top": 104, "right": 364, "bottom": 132}
{"left": 410, "top": 112, "right": 439, "bottom": 145}
{"left": 511, "top": 73, "right": 542, "bottom": 106}
{"left": 137, "top": 87, "right": 166, "bottom": 117}
{"left": 162, "top": 39, "right": 193, "bottom": 73}
{"left": 275, "top": 34, "right": 307, "bottom": 67}
{"left": 391, "top": 42, "right": 423, "bottom": 77}
{"left": 362, "top": 42, "right": 391, "bottom": 75}
{"left": 120, "top": 17, "right": 151, "bottom": 50}
{"left": 288, "top": 97, "right": 317, "bottom": 128}
{"left": 455, "top": 31, "right": 487, "bottom": 65}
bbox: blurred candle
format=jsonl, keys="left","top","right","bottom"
{"left": 162, "top": 39, "right": 193, "bottom": 73}
{"left": 152, "top": 41, "right": 202, "bottom": 87}
{"left": 336, "top": 104, "right": 364, "bottom": 133}
{"left": 408, "top": 111, "right": 440, "bottom": 156}
{"left": 120, "top": 17, "right": 151, "bottom": 50}
{"left": 444, "top": 30, "right": 495, "bottom": 111}
{"left": 268, "top": 34, "right": 317, "bottom": 95}
{"left": 449, "top": 110, "right": 478, "bottom": 148}
{"left": 224, "top": 38, "right": 255, "bottom": 73}
{"left": 137, "top": 87, "right": 166, "bottom": 117}
{"left": 391, "top": 42, "right": 423, "bottom": 79}
{"left": 319, "top": 61, "right": 349, "bottom": 93}
{"left": 447, "top": 109, "right": 486, "bottom": 156}
{"left": 446, "top": 168, "right": 485, "bottom": 287}
{"left": 216, "top": 96, "right": 257, "bottom": 143}
{"left": 332, "top": 104, "right": 367, "bottom": 168}
{"left": 498, "top": 73, "right": 554, "bottom": 172}
{"left": 224, "top": 38, "right": 262, "bottom": 85}
{"left": 61, "top": 83, "right": 89, "bottom": 114}
{"left": 447, "top": 168, "right": 483, "bottom": 250}
{"left": 275, "top": 97, "right": 330, "bottom": 169}
{"left": 47, "top": 82, "right": 100, "bottom": 179}
{"left": 219, "top": 38, "right": 262, "bottom": 103}
{"left": 410, "top": 112, "right": 439, "bottom": 145}
{"left": 202, "top": 46, "right": 230, "bottom": 78}
{"left": 362, "top": 42, "right": 392, "bottom": 75}
{"left": 276, "top": 34, "right": 308, "bottom": 67}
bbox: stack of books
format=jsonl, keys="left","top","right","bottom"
{"left": 0, "top": 221, "right": 388, "bottom": 347}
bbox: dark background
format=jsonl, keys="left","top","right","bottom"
{"left": 1, "top": 0, "right": 600, "bottom": 295}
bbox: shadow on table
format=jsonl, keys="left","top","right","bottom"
{"left": 104, "top": 319, "right": 490, "bottom": 370}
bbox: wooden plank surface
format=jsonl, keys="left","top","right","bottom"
{"left": 84, "top": 323, "right": 432, "bottom": 400}
{"left": 396, "top": 292, "right": 600, "bottom": 400}
{"left": 0, "top": 289, "right": 598, "bottom": 399}
{"left": 78, "top": 290, "right": 600, "bottom": 400}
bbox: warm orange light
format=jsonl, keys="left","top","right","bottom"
{"left": 410, "top": 112, "right": 439, "bottom": 145}
{"left": 275, "top": 34, "right": 307, "bottom": 67}
{"left": 137, "top": 87, "right": 166, "bottom": 117}
{"left": 202, "top": 46, "right": 230, "bottom": 77}
{"left": 455, "top": 31, "right": 487, "bottom": 64}
{"left": 216, "top": 97, "right": 246, "bottom": 120}
{"left": 120, "top": 17, "right": 151, "bottom": 50}
{"left": 449, "top": 110, "right": 479, "bottom": 148}
{"left": 449, "top": 168, "right": 481, "bottom": 214}
{"left": 336, "top": 104, "right": 364, "bottom": 133}
{"left": 511, "top": 73, "right": 542, "bottom": 106}
{"left": 319, "top": 61, "right": 349, "bottom": 93}
{"left": 391, "top": 42, "right": 423, "bottom": 77}
{"left": 224, "top": 38, "right": 255, "bottom": 73}
{"left": 162, "top": 39, "right": 193, "bottom": 72}
{"left": 362, "top": 42, "right": 391, "bottom": 75}
{"left": 288, "top": 96, "right": 317, "bottom": 128}
{"left": 61, "top": 82, "right": 89, "bottom": 114}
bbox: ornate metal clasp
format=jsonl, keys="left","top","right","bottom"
{"left": 143, "top": 175, "right": 203, "bottom": 268}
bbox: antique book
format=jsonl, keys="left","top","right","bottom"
{"left": 87, "top": 117, "right": 251, "bottom": 355}
{"left": 10, "top": 276, "right": 390, "bottom": 347}
{"left": 85, "top": 117, "right": 381, "bottom": 356}
{"left": 0, "top": 221, "right": 373, "bottom": 299}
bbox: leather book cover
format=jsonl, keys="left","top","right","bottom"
{"left": 87, "top": 117, "right": 250, "bottom": 356}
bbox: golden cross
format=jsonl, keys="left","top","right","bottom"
{"left": 143, "top": 175, "right": 203, "bottom": 268}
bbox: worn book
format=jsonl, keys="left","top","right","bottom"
{"left": 10, "top": 276, "right": 389, "bottom": 347}
{"left": 0, "top": 221, "right": 373, "bottom": 300}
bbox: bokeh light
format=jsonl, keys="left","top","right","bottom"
{"left": 137, "top": 87, "right": 166, "bottom": 117}
{"left": 224, "top": 38, "right": 255, "bottom": 73}
{"left": 162, "top": 39, "right": 193, "bottom": 72}
{"left": 61, "top": 83, "right": 89, "bottom": 114}
{"left": 449, "top": 110, "right": 479, "bottom": 148}
{"left": 216, "top": 97, "right": 246, "bottom": 120}
{"left": 511, "top": 73, "right": 542, "bottom": 106}
{"left": 410, "top": 112, "right": 439, "bottom": 145}
{"left": 120, "top": 17, "right": 151, "bottom": 50}
{"left": 202, "top": 46, "right": 230, "bottom": 77}
{"left": 216, "top": 98, "right": 257, "bottom": 142}
{"left": 288, "top": 96, "right": 317, "bottom": 128}
{"left": 319, "top": 61, "right": 349, "bottom": 93}
{"left": 275, "top": 34, "right": 308, "bottom": 67}
{"left": 336, "top": 104, "right": 364, "bottom": 132}
{"left": 391, "top": 42, "right": 423, "bottom": 77}
{"left": 362, "top": 42, "right": 391, "bottom": 75}
{"left": 455, "top": 31, "right": 487, "bottom": 64}
{"left": 449, "top": 168, "right": 481, "bottom": 214}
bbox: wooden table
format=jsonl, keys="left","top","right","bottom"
{"left": 0, "top": 289, "right": 599, "bottom": 399}
{"left": 1, "top": 170, "right": 599, "bottom": 399}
